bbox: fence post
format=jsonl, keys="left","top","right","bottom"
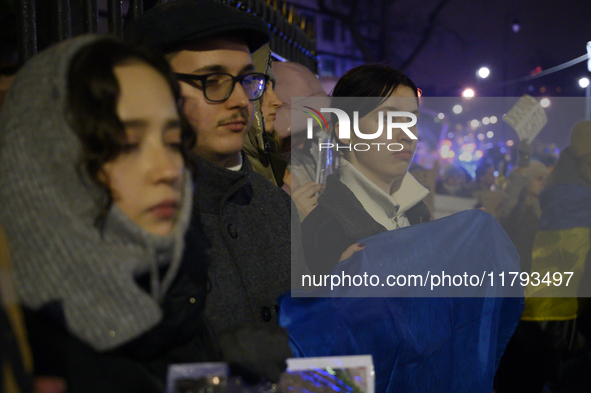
{"left": 108, "top": 0, "right": 122, "bottom": 37}
{"left": 82, "top": 0, "right": 98, "bottom": 33}
{"left": 52, "top": 0, "right": 72, "bottom": 41}
{"left": 17, "top": 0, "right": 37, "bottom": 65}
{"left": 130, "top": 0, "right": 144, "bottom": 22}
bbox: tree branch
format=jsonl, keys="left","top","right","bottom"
{"left": 399, "top": 0, "right": 453, "bottom": 71}
{"left": 318, "top": 0, "right": 376, "bottom": 63}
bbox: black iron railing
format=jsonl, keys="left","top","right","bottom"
{"left": 16, "top": 0, "right": 317, "bottom": 71}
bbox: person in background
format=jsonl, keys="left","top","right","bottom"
{"left": 495, "top": 122, "right": 591, "bottom": 393}
{"left": 497, "top": 142, "right": 538, "bottom": 219}
{"left": 499, "top": 160, "right": 549, "bottom": 272}
{"left": 259, "top": 67, "right": 282, "bottom": 135}
{"left": 273, "top": 61, "right": 329, "bottom": 219}
{"left": 473, "top": 161, "right": 496, "bottom": 194}
{"left": 126, "top": 0, "right": 297, "bottom": 334}
{"left": 494, "top": 161, "right": 551, "bottom": 393}
{"left": 242, "top": 45, "right": 287, "bottom": 187}
{"left": 435, "top": 164, "right": 473, "bottom": 198}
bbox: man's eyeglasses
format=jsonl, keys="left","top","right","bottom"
{"left": 174, "top": 72, "right": 269, "bottom": 102}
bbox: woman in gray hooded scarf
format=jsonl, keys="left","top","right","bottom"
{"left": 0, "top": 35, "right": 217, "bottom": 392}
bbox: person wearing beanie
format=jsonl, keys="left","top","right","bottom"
{"left": 125, "top": 0, "right": 298, "bottom": 338}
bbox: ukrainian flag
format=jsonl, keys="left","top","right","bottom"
{"left": 521, "top": 184, "right": 591, "bottom": 321}
{"left": 281, "top": 210, "right": 524, "bottom": 393}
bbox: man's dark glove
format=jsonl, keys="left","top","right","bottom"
{"left": 217, "top": 323, "right": 293, "bottom": 384}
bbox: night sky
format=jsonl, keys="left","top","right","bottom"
{"left": 374, "top": 0, "right": 591, "bottom": 148}
{"left": 396, "top": 0, "right": 591, "bottom": 98}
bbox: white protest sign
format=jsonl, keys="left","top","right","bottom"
{"left": 433, "top": 195, "right": 478, "bottom": 220}
{"left": 502, "top": 94, "right": 547, "bottom": 143}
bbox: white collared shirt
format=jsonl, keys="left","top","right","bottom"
{"left": 226, "top": 153, "right": 243, "bottom": 172}
{"left": 339, "top": 159, "right": 429, "bottom": 230}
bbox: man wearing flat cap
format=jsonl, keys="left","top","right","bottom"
{"left": 126, "top": 0, "right": 297, "bottom": 337}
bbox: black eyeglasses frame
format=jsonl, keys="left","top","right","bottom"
{"left": 174, "top": 72, "right": 270, "bottom": 102}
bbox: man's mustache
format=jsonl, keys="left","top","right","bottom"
{"left": 217, "top": 112, "right": 249, "bottom": 126}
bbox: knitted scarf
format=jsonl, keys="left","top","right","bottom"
{"left": 0, "top": 35, "right": 193, "bottom": 351}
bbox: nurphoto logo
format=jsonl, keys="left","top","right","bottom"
{"left": 303, "top": 106, "right": 418, "bottom": 151}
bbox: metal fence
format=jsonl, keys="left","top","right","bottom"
{"left": 16, "top": 0, "right": 316, "bottom": 71}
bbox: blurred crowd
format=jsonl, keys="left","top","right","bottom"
{"left": 429, "top": 125, "right": 591, "bottom": 393}
{"left": 1, "top": 1, "right": 591, "bottom": 393}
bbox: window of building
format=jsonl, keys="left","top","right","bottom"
{"left": 322, "top": 18, "right": 335, "bottom": 42}
{"left": 339, "top": 23, "right": 348, "bottom": 43}
{"left": 319, "top": 57, "right": 336, "bottom": 77}
{"left": 300, "top": 11, "right": 315, "bottom": 31}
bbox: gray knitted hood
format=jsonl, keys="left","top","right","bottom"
{"left": 0, "top": 35, "right": 193, "bottom": 351}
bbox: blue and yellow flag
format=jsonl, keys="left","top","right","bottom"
{"left": 280, "top": 210, "right": 524, "bottom": 393}
{"left": 521, "top": 184, "right": 591, "bottom": 321}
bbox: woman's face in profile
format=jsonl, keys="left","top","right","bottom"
{"left": 528, "top": 172, "right": 548, "bottom": 197}
{"left": 340, "top": 85, "right": 419, "bottom": 187}
{"left": 101, "top": 61, "right": 185, "bottom": 236}
{"left": 260, "top": 80, "right": 282, "bottom": 134}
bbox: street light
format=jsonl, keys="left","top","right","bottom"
{"left": 462, "top": 88, "right": 475, "bottom": 98}
{"left": 581, "top": 77, "right": 591, "bottom": 119}
{"left": 477, "top": 67, "right": 490, "bottom": 79}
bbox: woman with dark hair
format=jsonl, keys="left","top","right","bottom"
{"left": 301, "top": 64, "right": 430, "bottom": 274}
{"left": 0, "top": 36, "right": 290, "bottom": 392}
{"left": 0, "top": 35, "right": 213, "bottom": 392}
{"left": 66, "top": 38, "right": 197, "bottom": 228}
